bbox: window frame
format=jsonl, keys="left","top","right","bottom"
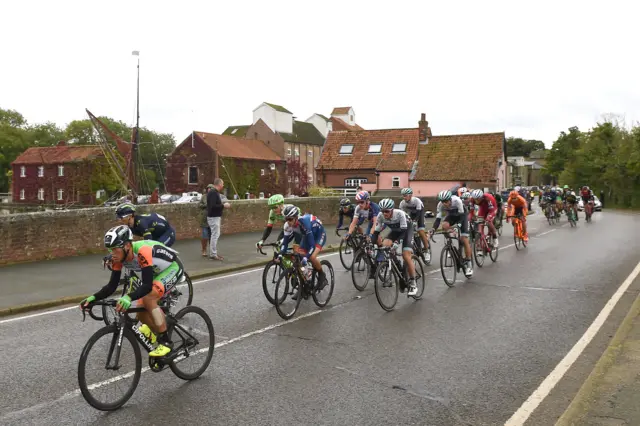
{"left": 188, "top": 166, "right": 198, "bottom": 185}
{"left": 392, "top": 143, "right": 407, "bottom": 153}
{"left": 339, "top": 144, "right": 354, "bottom": 155}
{"left": 367, "top": 144, "right": 382, "bottom": 154}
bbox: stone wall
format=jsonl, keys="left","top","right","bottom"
{"left": 0, "top": 196, "right": 438, "bottom": 265}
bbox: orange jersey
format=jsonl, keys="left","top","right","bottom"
{"left": 507, "top": 195, "right": 528, "bottom": 216}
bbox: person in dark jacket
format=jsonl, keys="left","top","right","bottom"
{"left": 207, "top": 178, "right": 231, "bottom": 260}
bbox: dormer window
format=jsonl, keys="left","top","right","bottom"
{"left": 392, "top": 143, "right": 407, "bottom": 153}
{"left": 368, "top": 144, "right": 382, "bottom": 154}
{"left": 339, "top": 144, "right": 354, "bottom": 155}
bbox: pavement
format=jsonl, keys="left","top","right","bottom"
{"left": 1, "top": 207, "right": 640, "bottom": 425}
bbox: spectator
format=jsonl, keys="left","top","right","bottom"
{"left": 149, "top": 187, "right": 159, "bottom": 204}
{"left": 199, "top": 184, "right": 213, "bottom": 256}
{"left": 207, "top": 178, "right": 231, "bottom": 261}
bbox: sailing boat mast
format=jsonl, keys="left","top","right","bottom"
{"left": 129, "top": 50, "right": 141, "bottom": 196}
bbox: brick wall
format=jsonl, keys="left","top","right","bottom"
{"left": 12, "top": 162, "right": 96, "bottom": 205}
{"left": 0, "top": 196, "right": 437, "bottom": 265}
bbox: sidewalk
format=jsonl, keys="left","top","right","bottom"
{"left": 556, "top": 291, "right": 640, "bottom": 425}
{"left": 0, "top": 225, "right": 341, "bottom": 314}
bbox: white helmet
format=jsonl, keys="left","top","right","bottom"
{"left": 471, "top": 189, "right": 484, "bottom": 199}
{"left": 437, "top": 190, "right": 452, "bottom": 201}
{"left": 461, "top": 192, "right": 471, "bottom": 200}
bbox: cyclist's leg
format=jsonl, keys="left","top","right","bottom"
{"left": 309, "top": 228, "right": 326, "bottom": 273}
{"left": 401, "top": 226, "right": 416, "bottom": 279}
{"left": 459, "top": 214, "right": 472, "bottom": 261}
{"left": 159, "top": 228, "right": 176, "bottom": 247}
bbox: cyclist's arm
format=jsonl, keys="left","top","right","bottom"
{"left": 301, "top": 220, "right": 317, "bottom": 256}
{"left": 337, "top": 209, "right": 345, "bottom": 229}
{"left": 279, "top": 224, "right": 293, "bottom": 254}
{"left": 128, "top": 246, "right": 156, "bottom": 301}
{"left": 92, "top": 269, "right": 122, "bottom": 301}
{"left": 432, "top": 203, "right": 444, "bottom": 231}
{"left": 347, "top": 211, "right": 360, "bottom": 234}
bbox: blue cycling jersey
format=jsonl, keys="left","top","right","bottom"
{"left": 353, "top": 202, "right": 380, "bottom": 234}
{"left": 281, "top": 214, "right": 325, "bottom": 256}
{"left": 132, "top": 213, "right": 173, "bottom": 241}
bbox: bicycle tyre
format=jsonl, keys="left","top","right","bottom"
{"left": 473, "top": 235, "right": 485, "bottom": 268}
{"left": 350, "top": 250, "right": 371, "bottom": 291}
{"left": 312, "top": 260, "right": 335, "bottom": 308}
{"left": 489, "top": 239, "right": 499, "bottom": 262}
{"left": 339, "top": 239, "right": 354, "bottom": 271}
{"left": 374, "top": 262, "right": 399, "bottom": 311}
{"left": 78, "top": 325, "right": 141, "bottom": 411}
{"left": 170, "top": 272, "right": 194, "bottom": 313}
{"left": 274, "top": 272, "right": 301, "bottom": 320}
{"left": 169, "top": 305, "right": 215, "bottom": 380}
{"left": 440, "top": 246, "right": 456, "bottom": 287}
{"left": 410, "top": 255, "right": 425, "bottom": 300}
{"left": 262, "top": 260, "right": 285, "bottom": 305}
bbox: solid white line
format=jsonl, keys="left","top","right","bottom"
{"left": 0, "top": 306, "right": 77, "bottom": 324}
{"left": 535, "top": 229, "right": 556, "bottom": 237}
{"left": 504, "top": 260, "right": 640, "bottom": 425}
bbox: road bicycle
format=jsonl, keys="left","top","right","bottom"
{"left": 508, "top": 214, "right": 528, "bottom": 250}
{"left": 470, "top": 218, "right": 498, "bottom": 267}
{"left": 258, "top": 242, "right": 294, "bottom": 305}
{"left": 336, "top": 228, "right": 365, "bottom": 270}
{"left": 436, "top": 225, "right": 471, "bottom": 287}
{"left": 374, "top": 243, "right": 425, "bottom": 311}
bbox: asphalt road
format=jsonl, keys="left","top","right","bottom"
{"left": 1, "top": 208, "right": 640, "bottom": 425}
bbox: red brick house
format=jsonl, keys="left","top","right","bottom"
{"left": 11, "top": 141, "right": 106, "bottom": 204}
{"left": 165, "top": 131, "right": 285, "bottom": 198}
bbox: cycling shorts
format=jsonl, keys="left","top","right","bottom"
{"left": 387, "top": 223, "right": 414, "bottom": 252}
{"left": 444, "top": 213, "right": 469, "bottom": 237}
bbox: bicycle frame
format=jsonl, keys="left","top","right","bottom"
{"left": 442, "top": 231, "right": 464, "bottom": 270}
{"left": 377, "top": 246, "right": 409, "bottom": 284}
{"left": 472, "top": 219, "right": 491, "bottom": 253}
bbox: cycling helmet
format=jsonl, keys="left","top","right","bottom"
{"left": 582, "top": 185, "right": 589, "bottom": 191}
{"left": 514, "top": 185, "right": 522, "bottom": 192}
{"left": 379, "top": 198, "right": 395, "bottom": 210}
{"left": 104, "top": 225, "right": 133, "bottom": 249}
{"left": 471, "top": 189, "right": 484, "bottom": 199}
{"left": 563, "top": 185, "right": 569, "bottom": 189}
{"left": 339, "top": 198, "right": 351, "bottom": 207}
{"left": 283, "top": 204, "right": 300, "bottom": 218}
{"left": 461, "top": 192, "right": 471, "bottom": 200}
{"left": 459, "top": 187, "right": 468, "bottom": 194}
{"left": 437, "top": 190, "right": 452, "bottom": 201}
{"left": 115, "top": 203, "right": 136, "bottom": 218}
{"left": 400, "top": 188, "right": 413, "bottom": 196}
{"left": 509, "top": 190, "right": 519, "bottom": 199}
{"left": 268, "top": 194, "right": 285, "bottom": 207}
{"left": 355, "top": 191, "right": 370, "bottom": 202}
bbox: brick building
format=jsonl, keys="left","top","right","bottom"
{"left": 165, "top": 131, "right": 285, "bottom": 198}
{"left": 11, "top": 141, "right": 105, "bottom": 205}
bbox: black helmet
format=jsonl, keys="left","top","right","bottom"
{"left": 339, "top": 198, "right": 351, "bottom": 207}
{"left": 283, "top": 205, "right": 300, "bottom": 218}
{"left": 115, "top": 203, "right": 136, "bottom": 219}
{"left": 104, "top": 225, "right": 133, "bottom": 249}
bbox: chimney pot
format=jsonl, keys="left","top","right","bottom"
{"left": 421, "top": 113, "right": 426, "bottom": 121}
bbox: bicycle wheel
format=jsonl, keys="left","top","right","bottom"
{"left": 169, "top": 272, "right": 194, "bottom": 314}
{"left": 374, "top": 262, "right": 399, "bottom": 311}
{"left": 262, "top": 260, "right": 285, "bottom": 305}
{"left": 440, "top": 246, "right": 456, "bottom": 287}
{"left": 473, "top": 234, "right": 485, "bottom": 268}
{"left": 274, "top": 272, "right": 301, "bottom": 320}
{"left": 351, "top": 250, "right": 371, "bottom": 291}
{"left": 489, "top": 237, "right": 499, "bottom": 262}
{"left": 78, "top": 325, "right": 141, "bottom": 411}
{"left": 169, "top": 305, "right": 215, "bottom": 380}
{"left": 312, "top": 260, "right": 335, "bottom": 308}
{"left": 339, "top": 239, "right": 355, "bottom": 270}
{"left": 410, "top": 255, "right": 425, "bottom": 300}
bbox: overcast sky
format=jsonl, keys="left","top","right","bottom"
{"left": 1, "top": 0, "right": 638, "bottom": 147}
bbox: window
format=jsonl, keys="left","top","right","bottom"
{"left": 269, "top": 163, "right": 276, "bottom": 171}
{"left": 38, "top": 188, "right": 44, "bottom": 200}
{"left": 38, "top": 166, "right": 44, "bottom": 177}
{"left": 392, "top": 143, "right": 407, "bottom": 153}
{"left": 261, "top": 169, "right": 265, "bottom": 176}
{"left": 20, "top": 166, "right": 26, "bottom": 177}
{"left": 345, "top": 178, "right": 367, "bottom": 187}
{"left": 231, "top": 128, "right": 238, "bottom": 134}
{"left": 308, "top": 174, "right": 313, "bottom": 183}
{"left": 392, "top": 177, "right": 400, "bottom": 188}
{"left": 349, "top": 115, "right": 353, "bottom": 122}
{"left": 20, "top": 189, "right": 25, "bottom": 200}
{"left": 295, "top": 176, "right": 299, "bottom": 183}
{"left": 339, "top": 144, "right": 354, "bottom": 154}
{"left": 368, "top": 144, "right": 382, "bottom": 153}
{"left": 287, "top": 148, "right": 292, "bottom": 156}
{"left": 288, "top": 176, "right": 292, "bottom": 182}
{"left": 57, "top": 189, "right": 64, "bottom": 201}
{"left": 294, "top": 149, "right": 299, "bottom": 156}
{"left": 58, "top": 165, "right": 64, "bottom": 176}
{"left": 188, "top": 166, "right": 198, "bottom": 185}
{"left": 308, "top": 150, "right": 313, "bottom": 157}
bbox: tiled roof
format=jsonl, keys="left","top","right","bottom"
{"left": 331, "top": 107, "right": 352, "bottom": 115}
{"left": 264, "top": 103, "right": 292, "bottom": 114}
{"left": 11, "top": 145, "right": 104, "bottom": 165}
{"left": 316, "top": 128, "right": 419, "bottom": 171}
{"left": 221, "top": 125, "right": 249, "bottom": 137}
{"left": 412, "top": 132, "right": 505, "bottom": 181}
{"left": 278, "top": 121, "right": 326, "bottom": 145}
{"left": 330, "top": 116, "right": 364, "bottom": 132}
{"left": 197, "top": 132, "right": 282, "bottom": 161}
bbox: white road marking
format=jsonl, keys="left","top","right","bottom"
{"left": 534, "top": 229, "right": 556, "bottom": 237}
{"left": 0, "top": 306, "right": 77, "bottom": 324}
{"left": 505, "top": 260, "right": 640, "bottom": 426}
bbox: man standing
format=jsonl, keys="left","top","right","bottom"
{"left": 207, "top": 178, "right": 231, "bottom": 260}
{"left": 199, "top": 184, "right": 213, "bottom": 257}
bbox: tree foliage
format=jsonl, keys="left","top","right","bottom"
{"left": 544, "top": 117, "right": 640, "bottom": 208}
{"left": 505, "top": 137, "right": 545, "bottom": 157}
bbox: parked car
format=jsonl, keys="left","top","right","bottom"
{"left": 174, "top": 191, "right": 202, "bottom": 204}
{"left": 578, "top": 195, "right": 602, "bottom": 212}
{"left": 160, "top": 194, "right": 180, "bottom": 204}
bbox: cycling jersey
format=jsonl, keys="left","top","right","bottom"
{"left": 507, "top": 194, "right": 528, "bottom": 217}
{"left": 261, "top": 204, "right": 301, "bottom": 241}
{"left": 337, "top": 205, "right": 356, "bottom": 229}
{"left": 95, "top": 240, "right": 183, "bottom": 303}
{"left": 281, "top": 214, "right": 326, "bottom": 256}
{"left": 373, "top": 209, "right": 414, "bottom": 252}
{"left": 132, "top": 213, "right": 176, "bottom": 246}
{"left": 399, "top": 196, "right": 425, "bottom": 230}
{"left": 476, "top": 193, "right": 498, "bottom": 221}
{"left": 353, "top": 202, "right": 381, "bottom": 235}
{"left": 564, "top": 191, "right": 577, "bottom": 204}
{"left": 580, "top": 189, "right": 594, "bottom": 201}
{"left": 434, "top": 195, "right": 470, "bottom": 237}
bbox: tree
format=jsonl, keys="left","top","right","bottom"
{"left": 286, "top": 158, "right": 310, "bottom": 196}
{"left": 506, "top": 137, "right": 546, "bottom": 157}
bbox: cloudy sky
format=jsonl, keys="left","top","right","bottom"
{"left": 1, "top": 0, "right": 638, "bottom": 146}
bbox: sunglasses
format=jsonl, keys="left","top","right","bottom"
{"left": 286, "top": 217, "right": 297, "bottom": 222}
{"left": 357, "top": 200, "right": 367, "bottom": 204}
{"left": 382, "top": 209, "right": 393, "bottom": 214}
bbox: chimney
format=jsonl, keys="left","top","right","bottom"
{"left": 418, "top": 113, "right": 431, "bottom": 144}
{"left": 57, "top": 140, "right": 66, "bottom": 147}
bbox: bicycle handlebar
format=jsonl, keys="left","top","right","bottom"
{"left": 257, "top": 242, "right": 280, "bottom": 256}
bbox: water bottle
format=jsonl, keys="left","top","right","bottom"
{"left": 304, "top": 264, "right": 313, "bottom": 282}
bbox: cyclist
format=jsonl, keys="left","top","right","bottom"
{"left": 256, "top": 194, "right": 302, "bottom": 249}
{"left": 489, "top": 189, "right": 505, "bottom": 224}
{"left": 336, "top": 197, "right": 359, "bottom": 235}
{"left": 279, "top": 205, "right": 328, "bottom": 290}
{"left": 562, "top": 185, "right": 578, "bottom": 221}
{"left": 399, "top": 188, "right": 431, "bottom": 263}
{"left": 430, "top": 190, "right": 473, "bottom": 277}
{"left": 540, "top": 186, "right": 555, "bottom": 218}
{"left": 344, "top": 190, "right": 380, "bottom": 242}
{"left": 554, "top": 186, "right": 564, "bottom": 214}
{"left": 81, "top": 225, "right": 183, "bottom": 357}
{"left": 373, "top": 198, "right": 418, "bottom": 296}
{"left": 115, "top": 203, "right": 176, "bottom": 247}
{"left": 506, "top": 190, "right": 529, "bottom": 241}
{"left": 580, "top": 185, "right": 595, "bottom": 217}
{"left": 470, "top": 189, "right": 499, "bottom": 247}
